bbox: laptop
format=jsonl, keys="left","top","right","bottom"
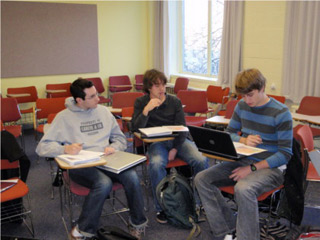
{"left": 189, "top": 126, "right": 267, "bottom": 161}
{"left": 188, "top": 125, "right": 243, "bottom": 160}
{"left": 97, "top": 151, "right": 146, "bottom": 174}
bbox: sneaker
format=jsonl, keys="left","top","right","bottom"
{"left": 128, "top": 224, "right": 146, "bottom": 240}
{"left": 69, "top": 226, "right": 85, "bottom": 240}
{"left": 156, "top": 211, "right": 168, "bottom": 224}
{"left": 223, "top": 231, "right": 236, "bottom": 240}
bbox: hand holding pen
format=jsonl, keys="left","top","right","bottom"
{"left": 64, "top": 143, "right": 83, "bottom": 155}
{"left": 245, "top": 135, "right": 262, "bottom": 147}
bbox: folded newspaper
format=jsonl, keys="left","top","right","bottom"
{"left": 139, "top": 125, "right": 189, "bottom": 137}
{"left": 57, "top": 150, "right": 104, "bottom": 166}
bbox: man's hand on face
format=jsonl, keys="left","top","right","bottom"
{"left": 143, "top": 98, "right": 162, "bottom": 116}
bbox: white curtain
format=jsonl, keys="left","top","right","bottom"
{"left": 282, "top": 1, "right": 320, "bottom": 103}
{"left": 217, "top": 1, "right": 244, "bottom": 89}
{"left": 153, "top": 1, "right": 170, "bottom": 77}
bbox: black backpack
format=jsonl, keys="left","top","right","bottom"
{"left": 156, "top": 172, "right": 201, "bottom": 238}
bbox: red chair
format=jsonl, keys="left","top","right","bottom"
{"left": 112, "top": 92, "right": 144, "bottom": 115}
{"left": 206, "top": 85, "right": 230, "bottom": 105}
{"left": 6, "top": 86, "right": 38, "bottom": 115}
{"left": 218, "top": 99, "right": 240, "bottom": 119}
{"left": 295, "top": 125, "right": 320, "bottom": 190}
{"left": 62, "top": 171, "right": 129, "bottom": 226}
{"left": 46, "top": 83, "right": 72, "bottom": 98}
{"left": 33, "top": 98, "right": 67, "bottom": 140}
{"left": 267, "top": 94, "right": 286, "bottom": 104}
{"left": 1, "top": 159, "right": 35, "bottom": 237}
{"left": 296, "top": 96, "right": 320, "bottom": 138}
{"left": 108, "top": 75, "right": 132, "bottom": 98}
{"left": 177, "top": 90, "right": 214, "bottom": 127}
{"left": 87, "top": 77, "right": 111, "bottom": 105}
{"left": 173, "top": 77, "right": 189, "bottom": 94}
{"left": 134, "top": 74, "right": 144, "bottom": 91}
{"left": 0, "top": 98, "right": 24, "bottom": 147}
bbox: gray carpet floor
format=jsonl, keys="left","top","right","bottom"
{"left": 1, "top": 129, "right": 319, "bottom": 240}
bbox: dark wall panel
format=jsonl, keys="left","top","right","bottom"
{"left": 1, "top": 1, "right": 99, "bottom": 78}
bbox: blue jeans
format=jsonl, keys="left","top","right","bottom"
{"left": 147, "top": 139, "right": 208, "bottom": 212}
{"left": 194, "top": 158, "right": 284, "bottom": 240}
{"left": 69, "top": 167, "right": 147, "bottom": 237}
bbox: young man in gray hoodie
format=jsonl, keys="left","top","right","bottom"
{"left": 36, "top": 78, "right": 147, "bottom": 240}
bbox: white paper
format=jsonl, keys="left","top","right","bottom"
{"left": 57, "top": 150, "right": 104, "bottom": 166}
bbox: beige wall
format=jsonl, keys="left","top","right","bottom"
{"left": 1, "top": 1, "right": 287, "bottom": 98}
{"left": 242, "top": 1, "right": 286, "bottom": 95}
{"left": 1, "top": 1, "right": 152, "bottom": 98}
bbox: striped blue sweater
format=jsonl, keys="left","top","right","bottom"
{"left": 227, "top": 97, "right": 293, "bottom": 168}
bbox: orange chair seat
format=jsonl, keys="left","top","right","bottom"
{"left": 185, "top": 116, "right": 207, "bottom": 127}
{"left": 219, "top": 184, "right": 284, "bottom": 201}
{"left": 3, "top": 125, "right": 22, "bottom": 138}
{"left": 63, "top": 172, "right": 124, "bottom": 196}
{"left": 166, "top": 158, "right": 188, "bottom": 168}
{"left": 1, "top": 178, "right": 29, "bottom": 203}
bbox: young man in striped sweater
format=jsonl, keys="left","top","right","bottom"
{"left": 195, "top": 68, "right": 293, "bottom": 240}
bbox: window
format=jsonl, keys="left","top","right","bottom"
{"left": 181, "top": 0, "right": 224, "bottom": 77}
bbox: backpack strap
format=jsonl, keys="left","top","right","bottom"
{"left": 186, "top": 217, "right": 201, "bottom": 240}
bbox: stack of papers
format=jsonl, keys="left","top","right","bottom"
{"left": 233, "top": 142, "right": 267, "bottom": 156}
{"left": 57, "top": 150, "right": 104, "bottom": 166}
{"left": 1, "top": 179, "right": 18, "bottom": 192}
{"left": 139, "top": 125, "right": 188, "bottom": 137}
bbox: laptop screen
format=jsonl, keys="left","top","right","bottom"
{"left": 188, "top": 125, "right": 240, "bottom": 160}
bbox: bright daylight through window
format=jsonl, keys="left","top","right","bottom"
{"left": 182, "top": 0, "right": 224, "bottom": 77}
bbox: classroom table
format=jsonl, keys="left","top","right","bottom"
{"left": 205, "top": 115, "right": 230, "bottom": 126}
{"left": 106, "top": 106, "right": 122, "bottom": 114}
{"left": 291, "top": 112, "right": 320, "bottom": 126}
{"left": 7, "top": 93, "right": 31, "bottom": 97}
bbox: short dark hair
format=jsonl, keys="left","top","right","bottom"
{"left": 143, "top": 69, "right": 167, "bottom": 94}
{"left": 70, "top": 78, "right": 94, "bottom": 102}
{"left": 235, "top": 68, "right": 266, "bottom": 95}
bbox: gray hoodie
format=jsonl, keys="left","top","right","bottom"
{"left": 36, "top": 97, "right": 127, "bottom": 158}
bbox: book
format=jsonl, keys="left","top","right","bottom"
{"left": 97, "top": 151, "right": 146, "bottom": 174}
{"left": 233, "top": 142, "right": 267, "bottom": 156}
{"left": 57, "top": 150, "right": 105, "bottom": 166}
{"left": 139, "top": 125, "right": 188, "bottom": 137}
{"left": 1, "top": 179, "right": 18, "bottom": 192}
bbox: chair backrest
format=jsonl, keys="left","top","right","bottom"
{"left": 174, "top": 77, "right": 189, "bottom": 94}
{"left": 206, "top": 85, "right": 230, "bottom": 104}
{"left": 1, "top": 159, "right": 20, "bottom": 170}
{"left": 177, "top": 90, "right": 209, "bottom": 114}
{"left": 35, "top": 98, "right": 66, "bottom": 120}
{"left": 46, "top": 83, "right": 72, "bottom": 98}
{"left": 224, "top": 99, "right": 240, "bottom": 119}
{"left": 122, "top": 107, "right": 134, "bottom": 118}
{"left": 6, "top": 86, "right": 38, "bottom": 104}
{"left": 296, "top": 125, "right": 314, "bottom": 170}
{"left": 87, "top": 77, "right": 105, "bottom": 94}
{"left": 135, "top": 74, "right": 144, "bottom": 91}
{"left": 112, "top": 92, "right": 144, "bottom": 108}
{"left": 109, "top": 75, "right": 132, "bottom": 92}
{"left": 267, "top": 94, "right": 286, "bottom": 104}
{"left": 1, "top": 98, "right": 21, "bottom": 122}
{"left": 296, "top": 96, "right": 320, "bottom": 116}
{"left": 296, "top": 125, "right": 314, "bottom": 152}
